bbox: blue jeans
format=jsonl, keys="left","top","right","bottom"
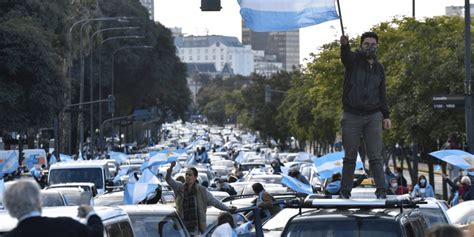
{"left": 340, "top": 111, "right": 386, "bottom": 196}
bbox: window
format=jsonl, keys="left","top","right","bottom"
{"left": 189, "top": 56, "right": 193, "bottom": 60}
{"left": 212, "top": 55, "right": 216, "bottom": 60}
{"left": 205, "top": 55, "right": 208, "bottom": 60}
{"left": 119, "top": 222, "right": 134, "bottom": 237}
{"left": 229, "top": 55, "right": 232, "bottom": 59}
{"left": 49, "top": 168, "right": 103, "bottom": 189}
{"left": 220, "top": 55, "right": 224, "bottom": 60}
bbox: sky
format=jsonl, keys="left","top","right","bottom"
{"left": 155, "top": 0, "right": 466, "bottom": 65}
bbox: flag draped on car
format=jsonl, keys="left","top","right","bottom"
{"left": 281, "top": 173, "right": 313, "bottom": 194}
{"left": 238, "top": 0, "right": 339, "bottom": 32}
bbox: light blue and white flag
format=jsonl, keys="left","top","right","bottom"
{"left": 140, "top": 151, "right": 178, "bottom": 171}
{"left": 185, "top": 133, "right": 208, "bottom": 150}
{"left": 238, "top": 0, "right": 339, "bottom": 32}
{"left": 430, "top": 149, "right": 474, "bottom": 170}
{"left": 281, "top": 173, "right": 313, "bottom": 194}
{"left": 313, "top": 151, "right": 364, "bottom": 179}
{"left": 123, "top": 169, "right": 161, "bottom": 204}
{"left": 0, "top": 150, "right": 18, "bottom": 176}
{"left": 108, "top": 151, "right": 129, "bottom": 164}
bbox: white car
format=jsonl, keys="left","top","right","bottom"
{"left": 0, "top": 206, "right": 133, "bottom": 236}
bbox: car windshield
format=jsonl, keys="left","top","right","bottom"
{"left": 419, "top": 208, "right": 449, "bottom": 227}
{"left": 285, "top": 219, "right": 401, "bottom": 237}
{"left": 128, "top": 214, "right": 187, "bottom": 237}
{"left": 49, "top": 168, "right": 103, "bottom": 189}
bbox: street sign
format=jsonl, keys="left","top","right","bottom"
{"left": 432, "top": 95, "right": 465, "bottom": 109}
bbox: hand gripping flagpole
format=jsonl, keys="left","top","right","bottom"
{"left": 336, "top": 0, "right": 345, "bottom": 36}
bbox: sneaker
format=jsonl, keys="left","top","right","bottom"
{"left": 376, "top": 193, "right": 387, "bottom": 199}
{"left": 339, "top": 193, "right": 351, "bottom": 199}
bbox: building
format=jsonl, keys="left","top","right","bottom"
{"left": 175, "top": 35, "right": 254, "bottom": 76}
{"left": 253, "top": 50, "right": 283, "bottom": 77}
{"left": 242, "top": 24, "right": 299, "bottom": 72}
{"left": 139, "top": 0, "right": 154, "bottom": 20}
{"left": 445, "top": 4, "right": 474, "bottom": 16}
{"left": 186, "top": 63, "right": 218, "bottom": 104}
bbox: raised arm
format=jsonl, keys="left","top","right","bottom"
{"left": 165, "top": 161, "right": 182, "bottom": 192}
{"left": 340, "top": 35, "right": 356, "bottom": 68}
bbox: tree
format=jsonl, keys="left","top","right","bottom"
{"left": 0, "top": 17, "right": 66, "bottom": 131}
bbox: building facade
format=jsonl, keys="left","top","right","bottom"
{"left": 445, "top": 4, "right": 474, "bottom": 16}
{"left": 175, "top": 35, "right": 254, "bottom": 76}
{"left": 242, "top": 25, "right": 299, "bottom": 72}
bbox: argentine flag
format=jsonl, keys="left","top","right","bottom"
{"left": 0, "top": 150, "right": 18, "bottom": 176}
{"left": 108, "top": 151, "right": 129, "bottom": 164}
{"left": 430, "top": 149, "right": 474, "bottom": 170}
{"left": 281, "top": 173, "right": 313, "bottom": 194}
{"left": 124, "top": 169, "right": 161, "bottom": 204}
{"left": 313, "top": 151, "right": 364, "bottom": 179}
{"left": 140, "top": 150, "right": 179, "bottom": 171}
{"left": 238, "top": 0, "right": 339, "bottom": 32}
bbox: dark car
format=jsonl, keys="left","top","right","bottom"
{"left": 282, "top": 197, "right": 429, "bottom": 237}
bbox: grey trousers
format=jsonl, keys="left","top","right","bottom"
{"left": 340, "top": 111, "right": 386, "bottom": 195}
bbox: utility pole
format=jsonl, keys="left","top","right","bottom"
{"left": 464, "top": 0, "right": 473, "bottom": 153}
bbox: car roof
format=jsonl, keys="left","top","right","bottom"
{"left": 119, "top": 204, "right": 177, "bottom": 215}
{"left": 288, "top": 207, "right": 410, "bottom": 224}
{"left": 49, "top": 160, "right": 110, "bottom": 169}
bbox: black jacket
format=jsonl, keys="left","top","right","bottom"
{"left": 341, "top": 44, "right": 389, "bottom": 118}
{"left": 3, "top": 215, "right": 103, "bottom": 237}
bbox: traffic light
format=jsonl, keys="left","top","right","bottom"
{"left": 18, "top": 147, "right": 25, "bottom": 166}
{"left": 265, "top": 85, "right": 271, "bottom": 103}
{"left": 107, "top": 95, "right": 115, "bottom": 114}
{"left": 201, "top": 0, "right": 221, "bottom": 11}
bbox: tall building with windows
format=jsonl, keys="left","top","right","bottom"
{"left": 242, "top": 24, "right": 299, "bottom": 72}
{"left": 445, "top": 4, "right": 474, "bottom": 16}
{"left": 175, "top": 35, "right": 254, "bottom": 76}
{"left": 139, "top": 0, "right": 154, "bottom": 20}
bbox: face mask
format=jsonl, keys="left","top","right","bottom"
{"left": 420, "top": 179, "right": 426, "bottom": 185}
{"left": 359, "top": 45, "right": 377, "bottom": 59}
{"left": 391, "top": 183, "right": 398, "bottom": 188}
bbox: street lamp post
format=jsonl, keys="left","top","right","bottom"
{"left": 88, "top": 27, "right": 139, "bottom": 159}
{"left": 88, "top": 35, "right": 144, "bottom": 158}
{"left": 106, "top": 45, "right": 152, "bottom": 151}
{"left": 75, "top": 16, "right": 132, "bottom": 159}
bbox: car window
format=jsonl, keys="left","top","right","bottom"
{"left": 419, "top": 208, "right": 448, "bottom": 227}
{"left": 106, "top": 223, "right": 122, "bottom": 237}
{"left": 128, "top": 214, "right": 186, "bottom": 237}
{"left": 119, "top": 221, "right": 134, "bottom": 237}
{"left": 41, "top": 192, "right": 65, "bottom": 207}
{"left": 284, "top": 219, "right": 400, "bottom": 237}
{"left": 49, "top": 168, "right": 103, "bottom": 189}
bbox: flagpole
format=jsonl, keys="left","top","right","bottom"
{"left": 336, "top": 0, "right": 345, "bottom": 36}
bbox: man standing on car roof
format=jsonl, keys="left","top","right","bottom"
{"left": 339, "top": 32, "right": 391, "bottom": 199}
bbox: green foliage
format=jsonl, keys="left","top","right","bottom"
{"left": 374, "top": 16, "right": 466, "bottom": 148}
{"left": 0, "top": 16, "right": 66, "bottom": 131}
